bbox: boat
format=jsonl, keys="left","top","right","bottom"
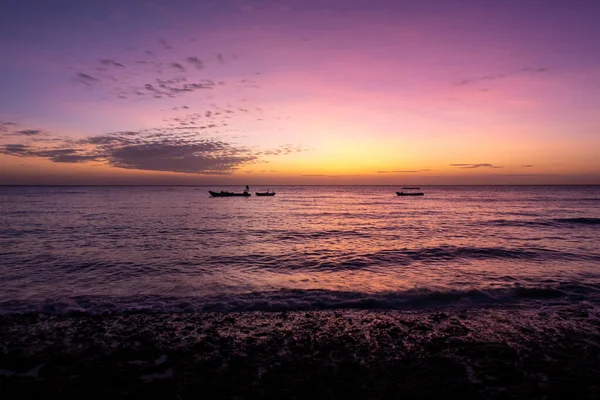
{"left": 209, "top": 190, "right": 251, "bottom": 197}
{"left": 396, "top": 187, "right": 424, "bottom": 196}
{"left": 255, "top": 190, "right": 276, "bottom": 196}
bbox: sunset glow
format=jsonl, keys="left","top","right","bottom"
{"left": 1, "top": 0, "right": 599, "bottom": 184}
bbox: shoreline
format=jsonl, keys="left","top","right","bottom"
{"left": 1, "top": 306, "right": 599, "bottom": 399}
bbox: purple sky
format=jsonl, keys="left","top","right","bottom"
{"left": 1, "top": 0, "right": 599, "bottom": 184}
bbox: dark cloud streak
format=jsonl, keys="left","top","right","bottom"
{"left": 12, "top": 129, "right": 43, "bottom": 136}
{"left": 450, "top": 163, "right": 504, "bottom": 169}
{"left": 171, "top": 62, "right": 186, "bottom": 72}
{"left": 455, "top": 67, "right": 547, "bottom": 86}
{"left": 1, "top": 124, "right": 310, "bottom": 175}
{"left": 75, "top": 73, "right": 99, "bottom": 86}
{"left": 377, "top": 169, "right": 431, "bottom": 173}
{"left": 99, "top": 59, "right": 125, "bottom": 68}
{"left": 186, "top": 56, "right": 204, "bottom": 70}
{"left": 0, "top": 121, "right": 18, "bottom": 133}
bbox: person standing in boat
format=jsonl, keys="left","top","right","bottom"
{"left": 244, "top": 185, "right": 249, "bottom": 194}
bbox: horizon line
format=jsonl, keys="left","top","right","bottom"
{"left": 1, "top": 184, "right": 599, "bottom": 187}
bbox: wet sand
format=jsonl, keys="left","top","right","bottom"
{"left": 1, "top": 305, "right": 599, "bottom": 399}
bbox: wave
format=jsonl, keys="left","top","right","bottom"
{"left": 488, "top": 217, "right": 600, "bottom": 228}
{"left": 206, "top": 245, "right": 600, "bottom": 272}
{"left": 554, "top": 217, "right": 600, "bottom": 225}
{"left": 396, "top": 246, "right": 592, "bottom": 261}
{"left": 275, "top": 229, "right": 371, "bottom": 240}
{"left": 2, "top": 283, "right": 598, "bottom": 315}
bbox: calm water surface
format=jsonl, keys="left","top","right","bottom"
{"left": 1, "top": 185, "right": 599, "bottom": 313}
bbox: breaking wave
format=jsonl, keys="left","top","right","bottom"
{"left": 2, "top": 283, "right": 599, "bottom": 315}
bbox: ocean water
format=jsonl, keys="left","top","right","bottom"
{"left": 1, "top": 185, "right": 599, "bottom": 314}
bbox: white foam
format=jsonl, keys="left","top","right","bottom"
{"left": 154, "top": 354, "right": 167, "bottom": 365}
{"left": 464, "top": 364, "right": 481, "bottom": 384}
{"left": 257, "top": 366, "right": 267, "bottom": 378}
{"left": 23, "top": 364, "right": 43, "bottom": 378}
{"left": 140, "top": 368, "right": 173, "bottom": 382}
{"left": 0, "top": 364, "right": 44, "bottom": 378}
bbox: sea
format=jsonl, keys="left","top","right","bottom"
{"left": 1, "top": 185, "right": 599, "bottom": 315}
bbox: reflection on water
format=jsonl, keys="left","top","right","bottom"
{"left": 1, "top": 185, "right": 599, "bottom": 312}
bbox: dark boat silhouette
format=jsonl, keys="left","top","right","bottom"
{"left": 255, "top": 190, "right": 276, "bottom": 196}
{"left": 396, "top": 187, "right": 424, "bottom": 196}
{"left": 209, "top": 190, "right": 251, "bottom": 197}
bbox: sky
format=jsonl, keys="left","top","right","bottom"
{"left": 1, "top": 0, "right": 599, "bottom": 185}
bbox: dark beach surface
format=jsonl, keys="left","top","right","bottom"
{"left": 2, "top": 304, "right": 599, "bottom": 399}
